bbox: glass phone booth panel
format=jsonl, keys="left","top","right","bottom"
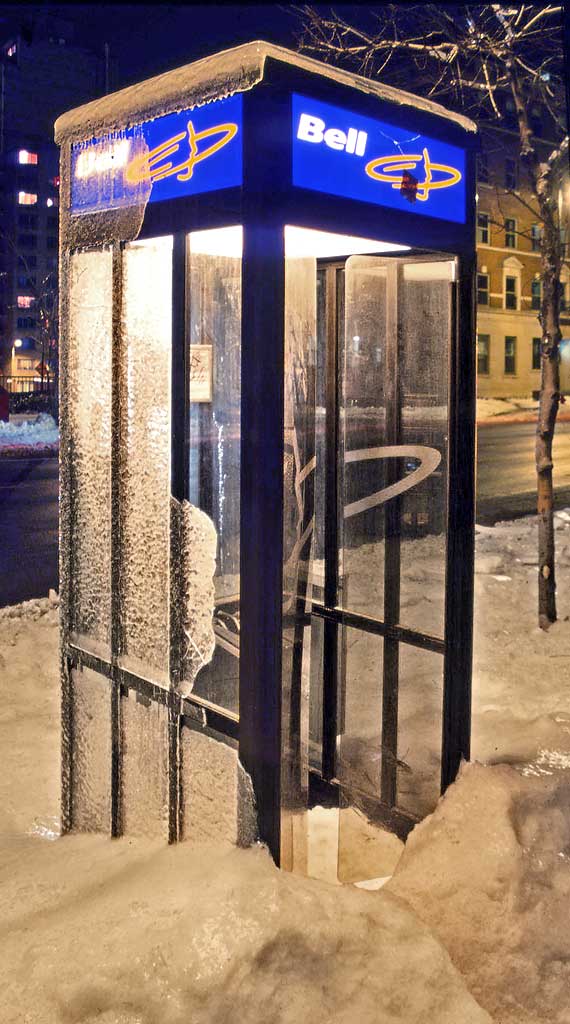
{"left": 281, "top": 230, "right": 455, "bottom": 880}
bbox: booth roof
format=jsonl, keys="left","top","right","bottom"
{"left": 54, "top": 39, "right": 477, "bottom": 144}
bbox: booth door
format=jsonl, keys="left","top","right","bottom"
{"left": 302, "top": 254, "right": 455, "bottom": 880}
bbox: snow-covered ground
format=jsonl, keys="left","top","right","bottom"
{"left": 477, "top": 397, "right": 539, "bottom": 419}
{"left": 0, "top": 412, "right": 59, "bottom": 452}
{"left": 2, "top": 517, "right": 570, "bottom": 1023}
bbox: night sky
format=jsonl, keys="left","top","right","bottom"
{"left": 0, "top": 4, "right": 373, "bottom": 90}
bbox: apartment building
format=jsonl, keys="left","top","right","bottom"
{"left": 0, "top": 16, "right": 104, "bottom": 388}
{"left": 476, "top": 113, "right": 570, "bottom": 399}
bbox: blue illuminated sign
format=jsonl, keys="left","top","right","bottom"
{"left": 292, "top": 94, "right": 466, "bottom": 224}
{"left": 71, "top": 94, "right": 242, "bottom": 215}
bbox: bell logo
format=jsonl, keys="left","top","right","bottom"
{"left": 297, "top": 113, "right": 368, "bottom": 156}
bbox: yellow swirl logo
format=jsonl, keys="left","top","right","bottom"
{"left": 365, "top": 147, "right": 461, "bottom": 202}
{"left": 125, "top": 120, "right": 238, "bottom": 186}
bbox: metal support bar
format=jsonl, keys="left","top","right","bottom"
{"left": 239, "top": 219, "right": 285, "bottom": 864}
{"left": 67, "top": 643, "right": 239, "bottom": 741}
{"left": 311, "top": 603, "right": 445, "bottom": 655}
{"left": 110, "top": 242, "right": 124, "bottom": 837}
{"left": 442, "top": 256, "right": 476, "bottom": 790}
{"left": 167, "top": 231, "right": 189, "bottom": 842}
{"left": 322, "top": 264, "right": 340, "bottom": 780}
{"left": 381, "top": 261, "right": 401, "bottom": 806}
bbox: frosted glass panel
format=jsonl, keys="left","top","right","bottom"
{"left": 71, "top": 667, "right": 111, "bottom": 832}
{"left": 396, "top": 646, "right": 443, "bottom": 818}
{"left": 120, "top": 689, "right": 169, "bottom": 839}
{"left": 188, "top": 227, "right": 241, "bottom": 712}
{"left": 341, "top": 256, "right": 452, "bottom": 638}
{"left": 120, "top": 236, "right": 172, "bottom": 681}
{"left": 340, "top": 260, "right": 387, "bottom": 623}
{"left": 68, "top": 249, "right": 113, "bottom": 652}
{"left": 399, "top": 261, "right": 451, "bottom": 636}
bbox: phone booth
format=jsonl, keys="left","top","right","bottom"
{"left": 56, "top": 41, "right": 477, "bottom": 879}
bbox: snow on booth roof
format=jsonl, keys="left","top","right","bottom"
{"left": 54, "top": 39, "right": 477, "bottom": 145}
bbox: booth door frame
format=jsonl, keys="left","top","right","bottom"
{"left": 238, "top": 226, "right": 476, "bottom": 866}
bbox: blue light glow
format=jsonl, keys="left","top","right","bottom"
{"left": 292, "top": 93, "right": 466, "bottom": 224}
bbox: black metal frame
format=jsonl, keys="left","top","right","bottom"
{"left": 59, "top": 53, "right": 477, "bottom": 866}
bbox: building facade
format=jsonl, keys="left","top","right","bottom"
{"left": 0, "top": 16, "right": 104, "bottom": 388}
{"left": 476, "top": 117, "right": 570, "bottom": 399}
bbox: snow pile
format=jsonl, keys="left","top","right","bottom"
{"left": 477, "top": 397, "right": 538, "bottom": 420}
{"left": 0, "top": 412, "right": 59, "bottom": 451}
{"left": 0, "top": 595, "right": 60, "bottom": 837}
{"left": 388, "top": 761, "right": 570, "bottom": 1024}
{"left": 472, "top": 515, "right": 570, "bottom": 768}
{"left": 0, "top": 835, "right": 492, "bottom": 1024}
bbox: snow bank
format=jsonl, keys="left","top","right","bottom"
{"left": 477, "top": 397, "right": 538, "bottom": 420}
{"left": 0, "top": 412, "right": 59, "bottom": 450}
{"left": 0, "top": 834, "right": 492, "bottom": 1024}
{"left": 389, "top": 761, "right": 570, "bottom": 1024}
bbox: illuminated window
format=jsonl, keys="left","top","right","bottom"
{"left": 531, "top": 224, "right": 542, "bottom": 252}
{"left": 18, "top": 150, "right": 38, "bottom": 165}
{"left": 51, "top": 176, "right": 60, "bottom": 188}
{"left": 18, "top": 191, "right": 37, "bottom": 205}
{"left": 505, "top": 275, "right": 518, "bottom": 310}
{"left": 17, "top": 296, "right": 35, "bottom": 309}
{"left": 504, "top": 336, "right": 517, "bottom": 374}
{"left": 477, "top": 213, "right": 489, "bottom": 244}
{"left": 477, "top": 334, "right": 490, "bottom": 375}
{"left": 532, "top": 337, "right": 541, "bottom": 370}
{"left": 505, "top": 218, "right": 516, "bottom": 248}
{"left": 4, "top": 42, "right": 17, "bottom": 61}
{"left": 17, "top": 358, "right": 35, "bottom": 370}
{"left": 531, "top": 279, "right": 541, "bottom": 310}
{"left": 477, "top": 273, "right": 489, "bottom": 305}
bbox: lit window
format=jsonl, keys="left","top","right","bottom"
{"left": 531, "top": 224, "right": 542, "bottom": 252}
{"left": 505, "top": 275, "right": 518, "bottom": 310}
{"left": 18, "top": 191, "right": 37, "bottom": 205}
{"left": 505, "top": 336, "right": 517, "bottom": 374}
{"left": 531, "top": 279, "right": 541, "bottom": 310}
{"left": 17, "top": 358, "right": 35, "bottom": 370}
{"left": 51, "top": 176, "right": 60, "bottom": 188}
{"left": 477, "top": 334, "right": 490, "bottom": 375}
{"left": 18, "top": 150, "right": 38, "bottom": 166}
{"left": 17, "top": 296, "right": 35, "bottom": 309}
{"left": 477, "top": 273, "right": 489, "bottom": 305}
{"left": 532, "top": 337, "right": 541, "bottom": 370}
{"left": 5, "top": 42, "right": 17, "bottom": 59}
{"left": 477, "top": 213, "right": 489, "bottom": 244}
{"left": 505, "top": 219, "right": 516, "bottom": 248}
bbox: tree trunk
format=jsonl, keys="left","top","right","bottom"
{"left": 536, "top": 219, "right": 562, "bottom": 629}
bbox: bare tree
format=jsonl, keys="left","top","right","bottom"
{"left": 296, "top": 2, "right": 568, "bottom": 628}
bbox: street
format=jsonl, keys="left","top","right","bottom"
{"left": 0, "top": 457, "right": 59, "bottom": 607}
{"left": 2, "top": 421, "right": 570, "bottom": 606}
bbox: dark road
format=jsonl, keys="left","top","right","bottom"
{"left": 2, "top": 420, "right": 570, "bottom": 606}
{"left": 0, "top": 457, "right": 59, "bottom": 607}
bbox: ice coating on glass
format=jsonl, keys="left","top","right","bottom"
{"left": 68, "top": 250, "right": 113, "bottom": 654}
{"left": 71, "top": 667, "right": 112, "bottom": 832}
{"left": 178, "top": 499, "right": 217, "bottom": 694}
{"left": 180, "top": 727, "right": 257, "bottom": 845}
{"left": 120, "top": 690, "right": 169, "bottom": 839}
{"left": 119, "top": 236, "right": 172, "bottom": 681}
